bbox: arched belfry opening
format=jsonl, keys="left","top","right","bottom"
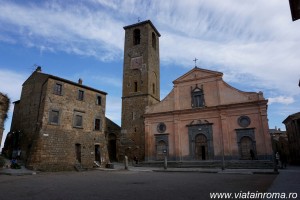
{"left": 133, "top": 29, "right": 141, "bottom": 45}
{"left": 152, "top": 32, "right": 156, "bottom": 49}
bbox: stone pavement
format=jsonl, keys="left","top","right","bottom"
{"left": 1, "top": 161, "right": 300, "bottom": 198}
{"left": 266, "top": 165, "right": 300, "bottom": 196}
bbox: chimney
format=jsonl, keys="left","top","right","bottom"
{"left": 78, "top": 78, "right": 83, "bottom": 85}
{"left": 275, "top": 126, "right": 277, "bottom": 130}
{"left": 36, "top": 66, "right": 42, "bottom": 72}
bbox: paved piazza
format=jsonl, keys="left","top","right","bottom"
{"left": 0, "top": 170, "right": 276, "bottom": 200}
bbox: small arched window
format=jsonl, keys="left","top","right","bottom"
{"left": 191, "top": 87, "right": 205, "bottom": 108}
{"left": 152, "top": 32, "right": 156, "bottom": 49}
{"left": 133, "top": 29, "right": 140, "bottom": 45}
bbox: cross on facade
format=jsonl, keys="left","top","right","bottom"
{"left": 193, "top": 58, "right": 198, "bottom": 67}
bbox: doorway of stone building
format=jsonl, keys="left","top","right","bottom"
{"left": 195, "top": 134, "right": 208, "bottom": 160}
{"left": 95, "top": 145, "right": 101, "bottom": 163}
{"left": 75, "top": 143, "right": 81, "bottom": 163}
{"left": 240, "top": 136, "right": 253, "bottom": 159}
{"left": 108, "top": 133, "right": 117, "bottom": 161}
{"left": 156, "top": 140, "right": 167, "bottom": 161}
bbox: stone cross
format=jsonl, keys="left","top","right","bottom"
{"left": 193, "top": 58, "right": 198, "bottom": 67}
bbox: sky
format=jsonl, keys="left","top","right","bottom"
{"left": 0, "top": 0, "right": 299, "bottom": 149}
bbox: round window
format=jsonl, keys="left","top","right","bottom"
{"left": 157, "top": 122, "right": 166, "bottom": 133}
{"left": 238, "top": 116, "right": 251, "bottom": 128}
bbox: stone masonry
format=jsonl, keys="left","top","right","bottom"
{"left": 9, "top": 67, "right": 109, "bottom": 171}
{"left": 121, "top": 20, "right": 160, "bottom": 161}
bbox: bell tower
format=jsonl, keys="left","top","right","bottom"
{"left": 121, "top": 20, "right": 160, "bottom": 160}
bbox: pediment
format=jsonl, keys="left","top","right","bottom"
{"left": 173, "top": 67, "right": 223, "bottom": 84}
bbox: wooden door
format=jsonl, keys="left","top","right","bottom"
{"left": 240, "top": 137, "right": 252, "bottom": 160}
{"left": 195, "top": 134, "right": 208, "bottom": 160}
{"left": 156, "top": 140, "right": 167, "bottom": 161}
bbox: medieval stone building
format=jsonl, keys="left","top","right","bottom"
{"left": 283, "top": 112, "right": 300, "bottom": 165}
{"left": 7, "top": 67, "right": 109, "bottom": 171}
{"left": 144, "top": 67, "right": 273, "bottom": 162}
{"left": 0, "top": 92, "right": 10, "bottom": 147}
{"left": 120, "top": 20, "right": 160, "bottom": 160}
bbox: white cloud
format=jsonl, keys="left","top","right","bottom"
{"left": 0, "top": 69, "right": 26, "bottom": 149}
{"left": 0, "top": 69, "right": 25, "bottom": 102}
{"left": 105, "top": 96, "right": 121, "bottom": 125}
{"left": 0, "top": 1, "right": 124, "bottom": 61}
{"left": 0, "top": 0, "right": 299, "bottom": 129}
{"left": 268, "top": 96, "right": 295, "bottom": 105}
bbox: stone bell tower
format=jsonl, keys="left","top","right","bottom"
{"left": 121, "top": 20, "right": 160, "bottom": 160}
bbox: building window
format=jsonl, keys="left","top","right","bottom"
{"left": 78, "top": 90, "right": 84, "bottom": 101}
{"left": 96, "top": 95, "right": 102, "bottom": 105}
{"left": 238, "top": 116, "right": 251, "bottom": 128}
{"left": 152, "top": 32, "right": 156, "bottom": 49}
{"left": 134, "top": 81, "right": 138, "bottom": 92}
{"left": 192, "top": 87, "right": 205, "bottom": 108}
{"left": 157, "top": 122, "right": 166, "bottom": 133}
{"left": 54, "top": 83, "right": 62, "bottom": 95}
{"left": 95, "top": 118, "right": 101, "bottom": 131}
{"left": 133, "top": 29, "right": 140, "bottom": 45}
{"left": 49, "top": 110, "right": 59, "bottom": 125}
{"left": 74, "top": 115, "right": 83, "bottom": 128}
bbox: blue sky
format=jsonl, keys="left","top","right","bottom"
{"left": 1, "top": 0, "right": 299, "bottom": 149}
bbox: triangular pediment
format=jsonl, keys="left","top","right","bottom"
{"left": 173, "top": 67, "right": 223, "bottom": 84}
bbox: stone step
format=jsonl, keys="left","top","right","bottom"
{"left": 74, "top": 163, "right": 85, "bottom": 172}
{"left": 140, "top": 160, "right": 274, "bottom": 169}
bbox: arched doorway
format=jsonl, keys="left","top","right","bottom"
{"left": 240, "top": 136, "right": 253, "bottom": 160}
{"left": 108, "top": 133, "right": 117, "bottom": 161}
{"left": 156, "top": 140, "right": 167, "bottom": 161}
{"left": 195, "top": 134, "right": 208, "bottom": 160}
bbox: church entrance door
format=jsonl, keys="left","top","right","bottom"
{"left": 240, "top": 136, "right": 252, "bottom": 160}
{"left": 156, "top": 140, "right": 167, "bottom": 161}
{"left": 195, "top": 134, "right": 208, "bottom": 160}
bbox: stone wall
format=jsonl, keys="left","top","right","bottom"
{"left": 121, "top": 20, "right": 160, "bottom": 161}
{"left": 10, "top": 69, "right": 109, "bottom": 171}
{"left": 105, "top": 117, "right": 121, "bottom": 161}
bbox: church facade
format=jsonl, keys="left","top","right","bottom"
{"left": 144, "top": 67, "right": 272, "bottom": 161}
{"left": 120, "top": 20, "right": 272, "bottom": 162}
